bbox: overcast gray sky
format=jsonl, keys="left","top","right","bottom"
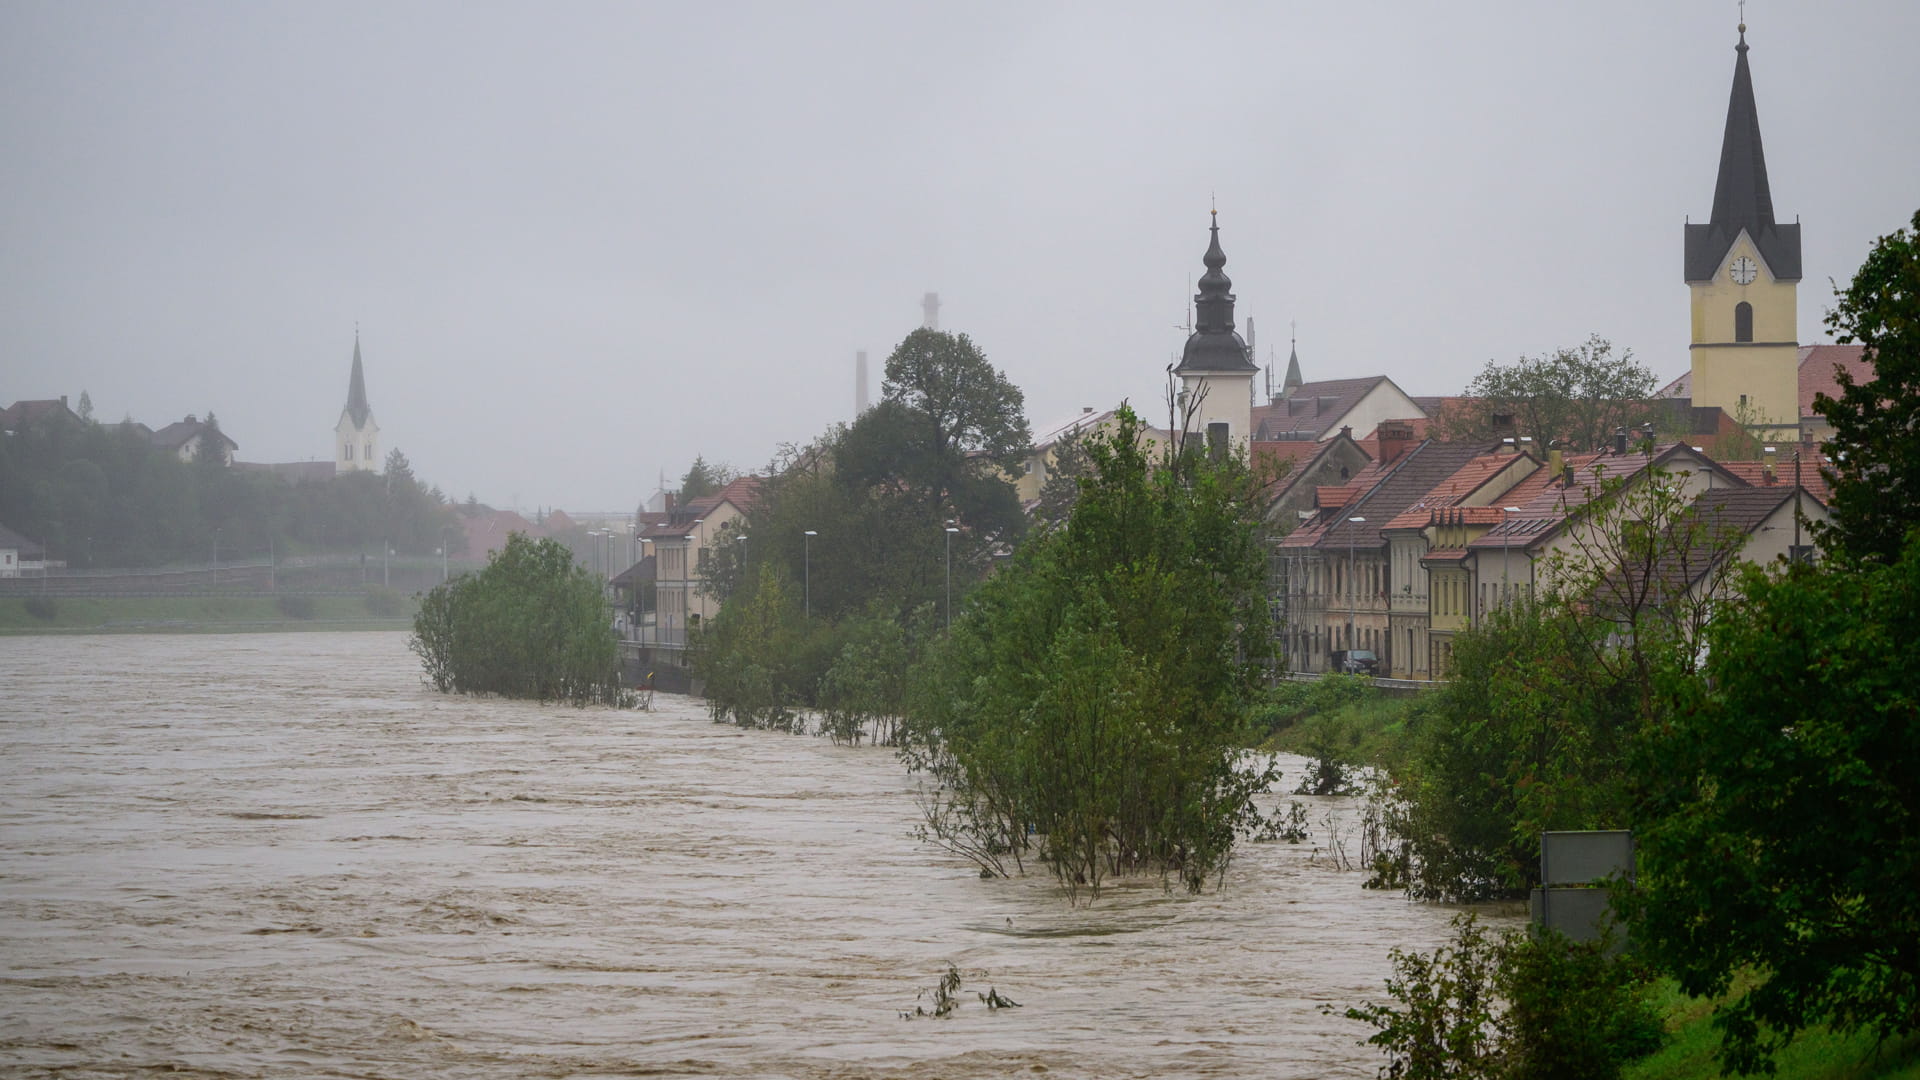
{"left": 4, "top": 2, "right": 1916, "bottom": 512}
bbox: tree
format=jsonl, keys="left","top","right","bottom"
{"left": 1388, "top": 460, "right": 1755, "bottom": 901}
{"left": 409, "top": 533, "right": 625, "bottom": 705}
{"left": 1432, "top": 335, "right": 1656, "bottom": 451}
{"left": 1626, "top": 539, "right": 1920, "bottom": 1075}
{"left": 1034, "top": 426, "right": 1093, "bottom": 527}
{"left": 901, "top": 404, "right": 1274, "bottom": 899}
{"left": 1813, "top": 208, "right": 1920, "bottom": 564}
{"left": 882, "top": 328, "right": 1031, "bottom": 471}
{"left": 193, "top": 411, "right": 227, "bottom": 467}
{"left": 680, "top": 455, "right": 735, "bottom": 502}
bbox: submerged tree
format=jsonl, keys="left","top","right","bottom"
{"left": 410, "top": 533, "right": 625, "bottom": 706}
{"left": 902, "top": 404, "right": 1274, "bottom": 900}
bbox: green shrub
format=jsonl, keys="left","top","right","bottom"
{"left": 1340, "top": 915, "right": 1663, "bottom": 1080}
{"left": 1500, "top": 930, "right": 1663, "bottom": 1080}
{"left": 23, "top": 595, "right": 57, "bottom": 621}
{"left": 277, "top": 594, "right": 316, "bottom": 619}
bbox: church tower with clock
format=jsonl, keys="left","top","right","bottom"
{"left": 1685, "top": 20, "right": 1801, "bottom": 436}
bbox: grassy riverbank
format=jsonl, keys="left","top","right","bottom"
{"left": 1626, "top": 980, "right": 1920, "bottom": 1080}
{"left": 0, "top": 593, "right": 417, "bottom": 634}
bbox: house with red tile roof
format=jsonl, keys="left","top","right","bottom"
{"left": 639, "top": 475, "right": 763, "bottom": 660}
{"left": 1464, "top": 443, "right": 1746, "bottom": 620}
{"left": 1275, "top": 437, "right": 1493, "bottom": 674}
{"left": 1379, "top": 449, "right": 1540, "bottom": 679}
{"left": 1254, "top": 428, "right": 1372, "bottom": 534}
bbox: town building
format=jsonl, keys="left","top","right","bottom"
{"left": 0, "top": 523, "right": 44, "bottom": 578}
{"left": 149, "top": 415, "right": 238, "bottom": 465}
{"left": 640, "top": 476, "right": 763, "bottom": 659}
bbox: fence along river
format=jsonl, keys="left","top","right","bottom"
{"left": 0, "top": 632, "right": 1507, "bottom": 1078}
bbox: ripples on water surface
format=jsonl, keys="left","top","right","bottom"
{"left": 0, "top": 632, "right": 1507, "bottom": 1078}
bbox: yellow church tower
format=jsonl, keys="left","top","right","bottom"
{"left": 1685, "top": 21, "right": 1801, "bottom": 437}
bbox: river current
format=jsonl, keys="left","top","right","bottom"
{"left": 1, "top": 632, "right": 1503, "bottom": 1078}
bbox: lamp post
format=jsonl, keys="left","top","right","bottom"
{"left": 944, "top": 524, "right": 960, "bottom": 630}
{"left": 439, "top": 525, "right": 452, "bottom": 583}
{"left": 803, "top": 530, "right": 817, "bottom": 621}
{"left": 1345, "top": 516, "right": 1364, "bottom": 661}
{"left": 1500, "top": 506, "right": 1523, "bottom": 610}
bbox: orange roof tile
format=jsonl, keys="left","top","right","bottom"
{"left": 1798, "top": 344, "right": 1871, "bottom": 416}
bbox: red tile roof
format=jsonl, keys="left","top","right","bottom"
{"left": 1381, "top": 452, "right": 1531, "bottom": 530}
{"left": 1798, "top": 344, "right": 1871, "bottom": 416}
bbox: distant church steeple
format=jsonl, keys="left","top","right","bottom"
{"left": 335, "top": 330, "right": 381, "bottom": 473}
{"left": 1172, "top": 210, "right": 1257, "bottom": 449}
{"left": 1283, "top": 325, "right": 1304, "bottom": 396}
{"left": 1684, "top": 19, "right": 1802, "bottom": 436}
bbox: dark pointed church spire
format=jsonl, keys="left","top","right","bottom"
{"left": 1175, "top": 210, "right": 1257, "bottom": 373}
{"left": 345, "top": 332, "right": 372, "bottom": 427}
{"left": 1283, "top": 325, "right": 1304, "bottom": 394}
{"left": 1709, "top": 21, "right": 1774, "bottom": 234}
{"left": 1685, "top": 20, "right": 1801, "bottom": 282}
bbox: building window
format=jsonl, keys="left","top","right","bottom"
{"left": 1735, "top": 301, "right": 1753, "bottom": 343}
{"left": 343, "top": 443, "right": 352, "bottom": 461}
{"left": 365, "top": 441, "right": 374, "bottom": 461}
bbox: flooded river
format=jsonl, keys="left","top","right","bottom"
{"left": 1, "top": 632, "right": 1505, "bottom": 1078}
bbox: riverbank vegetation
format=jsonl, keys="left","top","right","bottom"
{"left": 1325, "top": 210, "right": 1920, "bottom": 1076}
{"left": 410, "top": 533, "right": 626, "bottom": 705}
{"left": 0, "top": 410, "right": 465, "bottom": 568}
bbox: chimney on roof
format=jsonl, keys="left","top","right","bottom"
{"left": 1547, "top": 445, "right": 1565, "bottom": 480}
{"left": 1379, "top": 420, "right": 1416, "bottom": 466}
{"left": 1340, "top": 424, "right": 1353, "bottom": 441}
{"left": 1613, "top": 428, "right": 1629, "bottom": 455}
{"left": 1082, "top": 406, "right": 1093, "bottom": 415}
{"left": 664, "top": 491, "right": 676, "bottom": 515}
{"left": 1763, "top": 444, "right": 1778, "bottom": 484}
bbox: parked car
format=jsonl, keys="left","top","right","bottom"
{"left": 1331, "top": 649, "right": 1379, "bottom": 676}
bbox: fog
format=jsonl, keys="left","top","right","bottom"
{"left": 4, "top": 2, "right": 1916, "bottom": 511}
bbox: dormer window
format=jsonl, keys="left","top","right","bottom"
{"left": 1735, "top": 301, "right": 1754, "bottom": 342}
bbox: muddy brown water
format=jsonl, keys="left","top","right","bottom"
{"left": 0, "top": 632, "right": 1510, "bottom": 1078}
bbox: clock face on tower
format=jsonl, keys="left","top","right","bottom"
{"left": 1730, "top": 255, "right": 1758, "bottom": 286}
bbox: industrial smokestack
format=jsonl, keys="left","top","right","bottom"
{"left": 855, "top": 350, "right": 869, "bottom": 416}
{"left": 921, "top": 292, "right": 940, "bottom": 331}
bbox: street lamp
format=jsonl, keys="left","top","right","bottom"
{"left": 1345, "top": 516, "right": 1364, "bottom": 662}
{"left": 944, "top": 523, "right": 960, "bottom": 630}
{"left": 803, "top": 530, "right": 817, "bottom": 621}
{"left": 1500, "top": 506, "right": 1523, "bottom": 610}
